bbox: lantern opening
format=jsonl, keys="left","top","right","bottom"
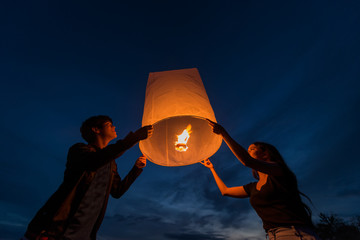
{"left": 175, "top": 124, "right": 192, "bottom": 152}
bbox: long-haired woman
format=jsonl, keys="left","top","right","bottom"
{"left": 201, "top": 119, "right": 320, "bottom": 240}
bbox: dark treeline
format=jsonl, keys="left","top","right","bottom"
{"left": 315, "top": 213, "right": 360, "bottom": 240}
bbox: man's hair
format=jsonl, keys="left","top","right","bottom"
{"left": 80, "top": 115, "right": 113, "bottom": 143}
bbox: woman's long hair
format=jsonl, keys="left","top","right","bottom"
{"left": 251, "top": 142, "right": 313, "bottom": 223}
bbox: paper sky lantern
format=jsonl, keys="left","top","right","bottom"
{"left": 139, "top": 68, "right": 222, "bottom": 166}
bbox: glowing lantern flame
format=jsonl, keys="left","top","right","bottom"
{"left": 175, "top": 124, "right": 192, "bottom": 152}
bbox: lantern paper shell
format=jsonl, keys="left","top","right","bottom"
{"left": 139, "top": 68, "right": 222, "bottom": 166}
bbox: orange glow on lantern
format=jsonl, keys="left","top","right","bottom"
{"left": 175, "top": 124, "right": 192, "bottom": 152}
{"left": 139, "top": 68, "right": 222, "bottom": 166}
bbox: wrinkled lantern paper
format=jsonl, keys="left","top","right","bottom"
{"left": 139, "top": 68, "right": 222, "bottom": 166}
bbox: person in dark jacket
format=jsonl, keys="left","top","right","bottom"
{"left": 22, "top": 115, "right": 153, "bottom": 240}
{"left": 201, "top": 119, "right": 320, "bottom": 240}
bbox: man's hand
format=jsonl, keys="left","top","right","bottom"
{"left": 206, "top": 119, "right": 225, "bottom": 135}
{"left": 200, "top": 158, "right": 213, "bottom": 169}
{"left": 134, "top": 125, "right": 154, "bottom": 141}
{"left": 135, "top": 155, "right": 147, "bottom": 168}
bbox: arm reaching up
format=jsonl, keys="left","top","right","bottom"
{"left": 206, "top": 119, "right": 283, "bottom": 176}
{"left": 200, "top": 159, "right": 248, "bottom": 198}
{"left": 133, "top": 125, "right": 154, "bottom": 141}
{"left": 111, "top": 155, "right": 147, "bottom": 199}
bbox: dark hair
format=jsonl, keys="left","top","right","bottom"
{"left": 251, "top": 141, "right": 295, "bottom": 177}
{"left": 251, "top": 142, "right": 288, "bottom": 180}
{"left": 80, "top": 115, "right": 113, "bottom": 143}
{"left": 251, "top": 142, "right": 313, "bottom": 223}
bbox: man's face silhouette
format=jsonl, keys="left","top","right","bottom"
{"left": 98, "top": 121, "right": 117, "bottom": 142}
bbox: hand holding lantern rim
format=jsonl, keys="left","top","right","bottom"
{"left": 135, "top": 125, "right": 154, "bottom": 140}
{"left": 135, "top": 155, "right": 147, "bottom": 168}
{"left": 206, "top": 119, "right": 226, "bottom": 136}
{"left": 200, "top": 158, "right": 213, "bottom": 169}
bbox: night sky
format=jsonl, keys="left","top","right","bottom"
{"left": 1, "top": 1, "right": 360, "bottom": 240}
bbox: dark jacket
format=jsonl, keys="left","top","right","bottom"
{"left": 25, "top": 132, "right": 142, "bottom": 240}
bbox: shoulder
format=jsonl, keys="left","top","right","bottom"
{"left": 67, "top": 143, "right": 97, "bottom": 158}
{"left": 272, "top": 167, "right": 296, "bottom": 181}
{"left": 269, "top": 169, "right": 297, "bottom": 190}
{"left": 69, "top": 143, "right": 96, "bottom": 152}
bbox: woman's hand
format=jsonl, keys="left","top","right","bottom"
{"left": 135, "top": 155, "right": 147, "bottom": 168}
{"left": 200, "top": 158, "right": 213, "bottom": 169}
{"left": 206, "top": 119, "right": 226, "bottom": 135}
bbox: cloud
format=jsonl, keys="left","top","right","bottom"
{"left": 336, "top": 188, "right": 360, "bottom": 198}
{"left": 164, "top": 231, "right": 226, "bottom": 240}
{"left": 0, "top": 210, "right": 29, "bottom": 240}
{"left": 99, "top": 163, "right": 263, "bottom": 240}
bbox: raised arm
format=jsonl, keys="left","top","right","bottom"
{"left": 207, "top": 119, "right": 283, "bottom": 175}
{"left": 200, "top": 159, "right": 248, "bottom": 198}
{"left": 111, "top": 155, "right": 146, "bottom": 198}
{"left": 67, "top": 125, "right": 153, "bottom": 171}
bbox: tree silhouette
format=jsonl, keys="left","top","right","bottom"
{"left": 315, "top": 213, "right": 360, "bottom": 240}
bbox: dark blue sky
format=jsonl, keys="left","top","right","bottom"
{"left": 1, "top": 1, "right": 360, "bottom": 239}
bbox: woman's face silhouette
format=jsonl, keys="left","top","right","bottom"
{"left": 248, "top": 144, "right": 270, "bottom": 161}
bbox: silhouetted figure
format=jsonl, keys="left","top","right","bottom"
{"left": 201, "top": 119, "right": 320, "bottom": 240}
{"left": 22, "top": 115, "right": 153, "bottom": 240}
